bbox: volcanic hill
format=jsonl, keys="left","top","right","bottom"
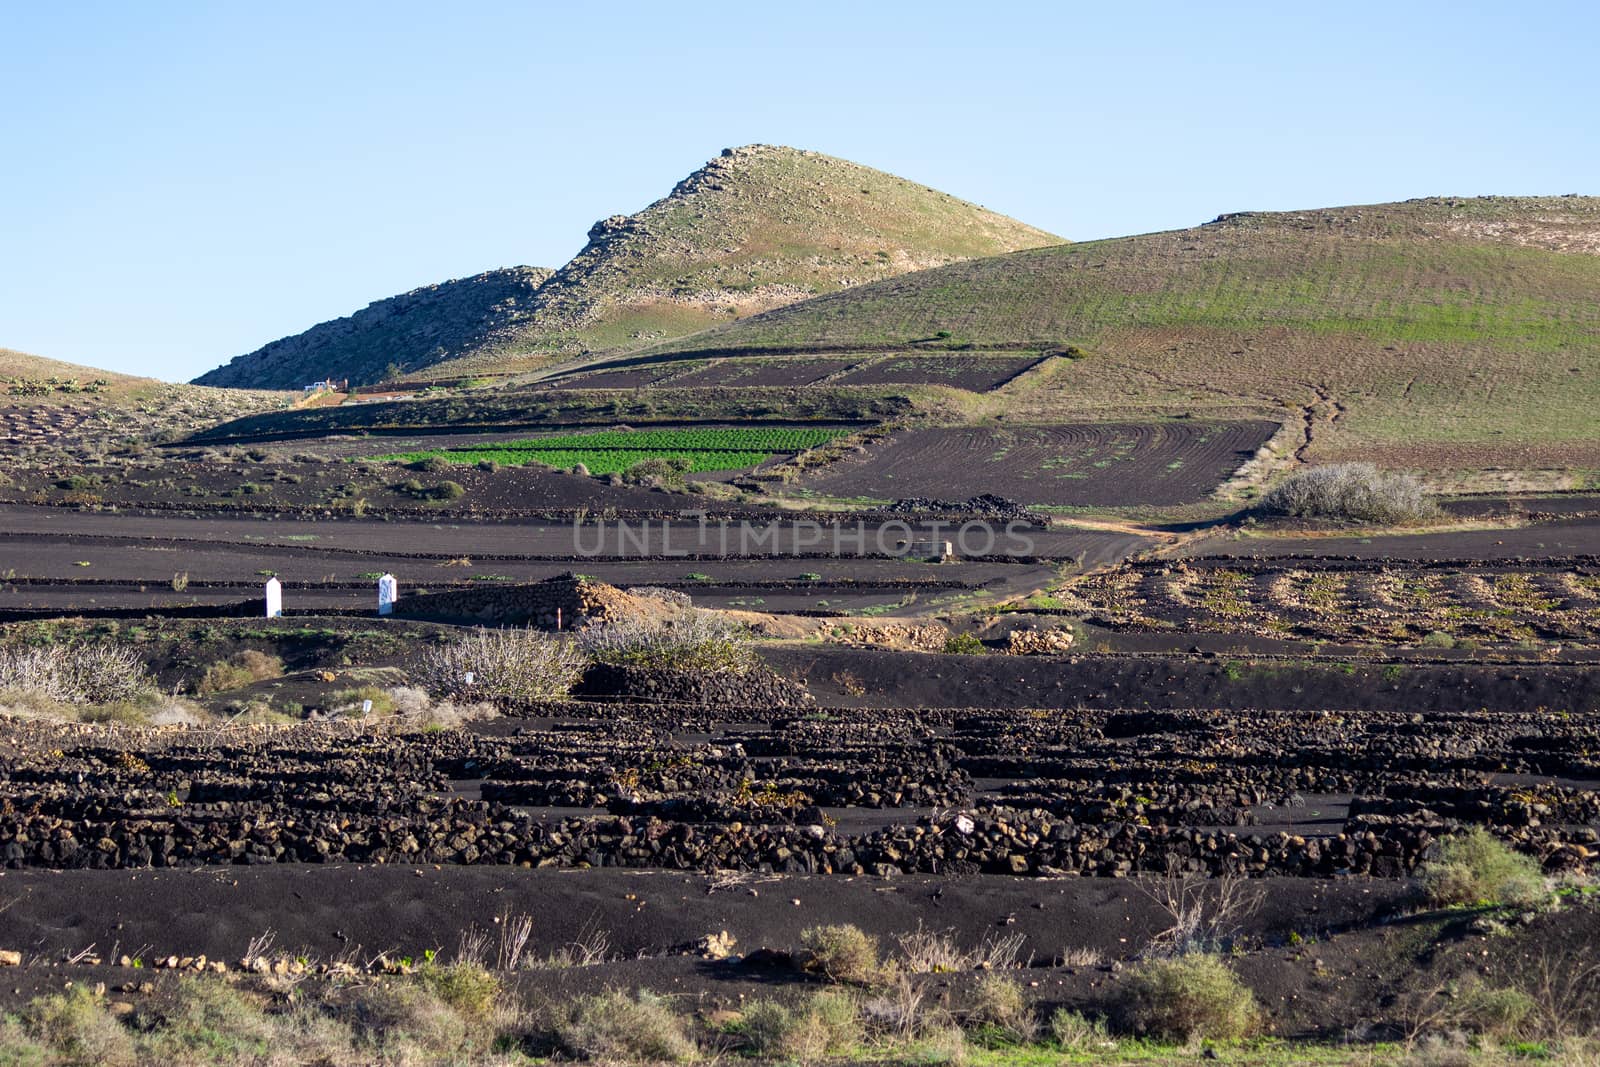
{"left": 193, "top": 145, "right": 1061, "bottom": 389}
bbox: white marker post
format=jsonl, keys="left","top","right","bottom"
{"left": 264, "top": 577, "right": 282, "bottom": 618}
{"left": 377, "top": 573, "right": 398, "bottom": 616}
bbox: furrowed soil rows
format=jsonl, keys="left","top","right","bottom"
{"left": 661, "top": 358, "right": 858, "bottom": 388}
{"left": 543, "top": 366, "right": 683, "bottom": 390}
{"left": 1073, "top": 556, "right": 1600, "bottom": 645}
{"left": 831, "top": 355, "right": 1046, "bottom": 391}
{"left": 796, "top": 421, "right": 1279, "bottom": 506}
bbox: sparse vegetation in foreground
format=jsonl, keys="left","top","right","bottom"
{"left": 578, "top": 610, "right": 758, "bottom": 675}
{"left": 1421, "top": 828, "right": 1551, "bottom": 910}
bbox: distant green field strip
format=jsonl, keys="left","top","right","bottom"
{"left": 378, "top": 447, "right": 772, "bottom": 475}
{"left": 493, "top": 427, "right": 846, "bottom": 450}
{"left": 368, "top": 426, "right": 848, "bottom": 475}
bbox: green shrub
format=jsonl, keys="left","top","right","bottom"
{"left": 740, "top": 991, "right": 860, "bottom": 1061}
{"left": 413, "top": 963, "right": 501, "bottom": 1021}
{"left": 409, "top": 455, "right": 452, "bottom": 473}
{"left": 196, "top": 650, "right": 284, "bottom": 696}
{"left": 559, "top": 990, "right": 696, "bottom": 1062}
{"left": 1259, "top": 463, "right": 1438, "bottom": 525}
{"left": 801, "top": 924, "right": 882, "bottom": 985}
{"left": 578, "top": 611, "right": 757, "bottom": 675}
{"left": 1050, "top": 1008, "right": 1112, "bottom": 1052}
{"left": 942, "top": 633, "right": 986, "bottom": 655}
{"left": 345, "top": 979, "right": 470, "bottom": 1057}
{"left": 332, "top": 685, "right": 395, "bottom": 716}
{"left": 150, "top": 976, "right": 278, "bottom": 1058}
{"left": 394, "top": 479, "right": 465, "bottom": 501}
{"left": 1448, "top": 980, "right": 1536, "bottom": 1038}
{"left": 621, "top": 456, "right": 692, "bottom": 487}
{"left": 1114, "top": 954, "right": 1261, "bottom": 1043}
{"left": 26, "top": 985, "right": 138, "bottom": 1065}
{"left": 1421, "top": 828, "right": 1549, "bottom": 909}
{"left": 970, "top": 973, "right": 1036, "bottom": 1044}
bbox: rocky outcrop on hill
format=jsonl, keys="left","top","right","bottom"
{"left": 193, "top": 266, "right": 553, "bottom": 389}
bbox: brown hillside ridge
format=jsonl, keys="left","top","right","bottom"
{"left": 192, "top": 145, "right": 1061, "bottom": 389}
{"left": 1, "top": 346, "right": 286, "bottom": 452}
{"left": 193, "top": 266, "right": 555, "bottom": 390}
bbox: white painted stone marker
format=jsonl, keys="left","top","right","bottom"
{"left": 264, "top": 577, "right": 282, "bottom": 618}
{"left": 377, "top": 573, "right": 398, "bottom": 616}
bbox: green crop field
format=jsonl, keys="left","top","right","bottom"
{"left": 371, "top": 426, "right": 848, "bottom": 475}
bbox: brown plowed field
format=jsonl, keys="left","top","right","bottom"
{"left": 659, "top": 358, "right": 858, "bottom": 388}
{"left": 832, "top": 354, "right": 1045, "bottom": 391}
{"left": 542, "top": 365, "right": 684, "bottom": 390}
{"left": 1182, "top": 519, "right": 1600, "bottom": 561}
{"left": 796, "top": 421, "right": 1279, "bottom": 505}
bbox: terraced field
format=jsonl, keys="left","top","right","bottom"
{"left": 1, "top": 702, "right": 1594, "bottom": 879}
{"left": 373, "top": 426, "right": 849, "bottom": 475}
{"left": 795, "top": 421, "right": 1278, "bottom": 506}
{"left": 1073, "top": 551, "right": 1600, "bottom": 646}
{"left": 831, "top": 354, "right": 1046, "bottom": 391}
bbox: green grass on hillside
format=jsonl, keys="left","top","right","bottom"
{"left": 639, "top": 198, "right": 1600, "bottom": 469}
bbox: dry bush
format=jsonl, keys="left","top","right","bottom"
{"left": 896, "top": 924, "right": 1026, "bottom": 974}
{"left": 861, "top": 974, "right": 943, "bottom": 1042}
{"left": 1421, "top": 829, "right": 1549, "bottom": 910}
{"left": 534, "top": 924, "right": 613, "bottom": 970}
{"left": 1113, "top": 954, "right": 1261, "bottom": 1043}
{"left": 579, "top": 610, "right": 757, "bottom": 675}
{"left": 801, "top": 924, "right": 882, "bottom": 984}
{"left": 1260, "top": 462, "right": 1439, "bottom": 525}
{"left": 0, "top": 643, "right": 154, "bottom": 704}
{"left": 1135, "top": 862, "right": 1262, "bottom": 958}
{"left": 559, "top": 990, "right": 697, "bottom": 1062}
{"left": 413, "top": 628, "right": 586, "bottom": 702}
{"left": 1059, "top": 946, "right": 1105, "bottom": 968}
{"left": 195, "top": 649, "right": 283, "bottom": 695}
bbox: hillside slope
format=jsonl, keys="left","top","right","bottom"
{"left": 193, "top": 267, "right": 555, "bottom": 390}
{"left": 1, "top": 347, "right": 286, "bottom": 454}
{"left": 195, "top": 146, "right": 1061, "bottom": 389}
{"left": 650, "top": 196, "right": 1600, "bottom": 470}
{"left": 0, "top": 346, "right": 149, "bottom": 387}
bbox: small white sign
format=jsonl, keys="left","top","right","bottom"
{"left": 361, "top": 699, "right": 373, "bottom": 715}
{"left": 264, "top": 577, "right": 282, "bottom": 618}
{"left": 377, "top": 573, "right": 398, "bottom": 616}
{"left": 464, "top": 671, "right": 475, "bottom": 685}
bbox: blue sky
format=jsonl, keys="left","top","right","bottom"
{"left": 2, "top": 1, "right": 1595, "bottom": 382}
